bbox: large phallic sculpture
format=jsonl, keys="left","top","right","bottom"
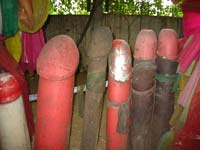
{"left": 107, "top": 39, "right": 132, "bottom": 150}
{"left": 0, "top": 72, "right": 31, "bottom": 150}
{"left": 81, "top": 26, "right": 113, "bottom": 150}
{"left": 35, "top": 35, "right": 79, "bottom": 150}
{"left": 149, "top": 29, "right": 179, "bottom": 150}
{"left": 129, "top": 29, "right": 157, "bottom": 150}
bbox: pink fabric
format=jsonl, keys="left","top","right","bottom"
{"left": 179, "top": 38, "right": 186, "bottom": 50}
{"left": 0, "top": 36, "right": 7, "bottom": 41}
{"left": 194, "top": 53, "right": 200, "bottom": 61}
{"left": 178, "top": 62, "right": 199, "bottom": 107}
{"left": 174, "top": 80, "right": 200, "bottom": 150}
{"left": 178, "top": 30, "right": 199, "bottom": 73}
{"left": 181, "top": 0, "right": 200, "bottom": 37}
{"left": 182, "top": 11, "right": 200, "bottom": 37}
{"left": 19, "top": 29, "right": 45, "bottom": 74}
{"left": 177, "top": 0, "right": 200, "bottom": 73}
{"left": 174, "top": 2, "right": 200, "bottom": 148}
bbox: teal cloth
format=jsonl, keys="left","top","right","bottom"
{"left": 0, "top": 2, "right": 2, "bottom": 34}
{"left": 155, "top": 73, "right": 177, "bottom": 83}
{"left": 0, "top": 0, "right": 18, "bottom": 36}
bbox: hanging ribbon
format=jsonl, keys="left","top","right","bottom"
{"left": 19, "top": 29, "right": 45, "bottom": 74}
{"left": 5, "top": 31, "right": 22, "bottom": 62}
{"left": 0, "top": 0, "right": 18, "bottom": 36}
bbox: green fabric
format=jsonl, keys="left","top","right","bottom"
{"left": 0, "top": 0, "right": 18, "bottom": 36}
{"left": 86, "top": 71, "right": 106, "bottom": 92}
{"left": 169, "top": 104, "right": 184, "bottom": 126}
{"left": 155, "top": 74, "right": 177, "bottom": 83}
{"left": 172, "top": 73, "right": 181, "bottom": 92}
{"left": 183, "top": 35, "right": 193, "bottom": 49}
{"left": 5, "top": 30, "right": 22, "bottom": 62}
{"left": 177, "top": 61, "right": 195, "bottom": 76}
{"left": 157, "top": 130, "right": 174, "bottom": 150}
{"left": 184, "top": 60, "right": 196, "bottom": 76}
{"left": 0, "top": 2, "right": 2, "bottom": 34}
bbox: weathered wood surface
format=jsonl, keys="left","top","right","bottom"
{"left": 43, "top": 15, "right": 182, "bottom": 69}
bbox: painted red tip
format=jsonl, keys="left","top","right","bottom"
{"left": 158, "top": 29, "right": 179, "bottom": 60}
{"left": 134, "top": 29, "right": 157, "bottom": 60}
{"left": 37, "top": 35, "right": 79, "bottom": 80}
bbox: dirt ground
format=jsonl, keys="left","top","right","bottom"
{"left": 29, "top": 72, "right": 107, "bottom": 150}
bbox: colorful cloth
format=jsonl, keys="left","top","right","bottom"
{"left": 19, "top": 29, "right": 45, "bottom": 74}
{"left": 5, "top": 31, "right": 22, "bottom": 62}
{"left": 0, "top": 2, "right": 2, "bottom": 35}
{"left": 177, "top": 0, "right": 200, "bottom": 73}
{"left": 19, "top": 0, "right": 49, "bottom": 33}
{"left": 174, "top": 80, "right": 200, "bottom": 150}
{"left": 157, "top": 1, "right": 200, "bottom": 149}
{"left": 178, "top": 30, "right": 199, "bottom": 73}
{"left": 178, "top": 62, "right": 199, "bottom": 107}
{"left": 0, "top": 0, "right": 18, "bottom": 36}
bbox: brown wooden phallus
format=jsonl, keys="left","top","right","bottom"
{"left": 129, "top": 60, "right": 156, "bottom": 150}
{"left": 128, "top": 29, "right": 157, "bottom": 150}
{"left": 148, "top": 29, "right": 179, "bottom": 150}
{"left": 148, "top": 57, "right": 178, "bottom": 150}
{"left": 81, "top": 26, "right": 113, "bottom": 150}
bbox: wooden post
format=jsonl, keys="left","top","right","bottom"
{"left": 81, "top": 26, "right": 113, "bottom": 150}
